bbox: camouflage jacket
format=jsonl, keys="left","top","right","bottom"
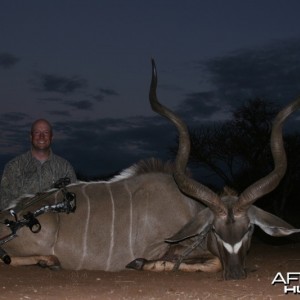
{"left": 0, "top": 150, "right": 77, "bottom": 210}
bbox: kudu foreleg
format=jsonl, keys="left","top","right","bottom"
{"left": 0, "top": 255, "right": 61, "bottom": 270}
{"left": 126, "top": 257, "right": 222, "bottom": 273}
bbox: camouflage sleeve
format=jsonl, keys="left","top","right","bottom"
{"left": 51, "top": 155, "right": 77, "bottom": 184}
{"left": 0, "top": 162, "right": 18, "bottom": 210}
{"left": 65, "top": 161, "right": 77, "bottom": 183}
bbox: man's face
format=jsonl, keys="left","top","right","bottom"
{"left": 30, "top": 121, "right": 53, "bottom": 151}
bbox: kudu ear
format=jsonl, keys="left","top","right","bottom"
{"left": 165, "top": 208, "right": 213, "bottom": 243}
{"left": 248, "top": 205, "right": 300, "bottom": 236}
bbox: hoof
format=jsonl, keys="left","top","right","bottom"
{"left": 2, "top": 255, "right": 11, "bottom": 265}
{"left": 49, "top": 264, "right": 61, "bottom": 271}
{"left": 38, "top": 255, "right": 61, "bottom": 270}
{"left": 38, "top": 260, "right": 61, "bottom": 270}
{"left": 38, "top": 260, "right": 48, "bottom": 268}
{"left": 126, "top": 258, "right": 148, "bottom": 270}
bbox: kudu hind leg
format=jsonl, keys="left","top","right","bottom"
{"left": 126, "top": 256, "right": 222, "bottom": 273}
{"left": 4, "top": 255, "right": 61, "bottom": 270}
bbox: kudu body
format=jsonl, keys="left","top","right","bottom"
{"left": 0, "top": 165, "right": 203, "bottom": 271}
{"left": 0, "top": 61, "right": 299, "bottom": 280}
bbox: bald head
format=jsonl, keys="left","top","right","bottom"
{"left": 31, "top": 119, "right": 53, "bottom": 135}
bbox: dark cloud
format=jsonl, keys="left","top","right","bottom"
{"left": 63, "top": 100, "right": 93, "bottom": 110}
{"left": 38, "top": 97, "right": 62, "bottom": 103}
{"left": 34, "top": 74, "right": 87, "bottom": 94}
{"left": 0, "top": 112, "right": 28, "bottom": 123}
{"left": 99, "top": 88, "right": 119, "bottom": 96}
{"left": 176, "top": 38, "right": 300, "bottom": 125}
{"left": 178, "top": 91, "right": 222, "bottom": 120}
{"left": 92, "top": 88, "right": 119, "bottom": 102}
{"left": 202, "top": 38, "right": 300, "bottom": 106}
{"left": 0, "top": 53, "right": 19, "bottom": 69}
{"left": 38, "top": 96, "right": 93, "bottom": 111}
{"left": 47, "top": 110, "right": 72, "bottom": 117}
{"left": 93, "top": 94, "right": 104, "bottom": 102}
{"left": 0, "top": 113, "right": 31, "bottom": 169}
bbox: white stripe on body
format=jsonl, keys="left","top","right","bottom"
{"left": 51, "top": 192, "right": 60, "bottom": 256}
{"left": 105, "top": 183, "right": 115, "bottom": 271}
{"left": 124, "top": 181, "right": 134, "bottom": 260}
{"left": 77, "top": 184, "right": 90, "bottom": 269}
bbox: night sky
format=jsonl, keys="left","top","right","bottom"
{"left": 1, "top": 0, "right": 300, "bottom": 181}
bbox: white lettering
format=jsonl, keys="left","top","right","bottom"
{"left": 284, "top": 285, "right": 300, "bottom": 294}
{"left": 272, "top": 272, "right": 286, "bottom": 285}
{"left": 287, "top": 272, "right": 300, "bottom": 284}
{"left": 272, "top": 272, "right": 300, "bottom": 294}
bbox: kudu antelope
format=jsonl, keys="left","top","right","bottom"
{"left": 0, "top": 61, "right": 299, "bottom": 280}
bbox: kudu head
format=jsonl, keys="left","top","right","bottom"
{"left": 149, "top": 59, "right": 300, "bottom": 280}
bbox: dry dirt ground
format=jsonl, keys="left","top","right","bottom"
{"left": 1, "top": 240, "right": 300, "bottom": 300}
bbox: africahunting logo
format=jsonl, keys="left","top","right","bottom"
{"left": 272, "top": 272, "right": 300, "bottom": 294}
